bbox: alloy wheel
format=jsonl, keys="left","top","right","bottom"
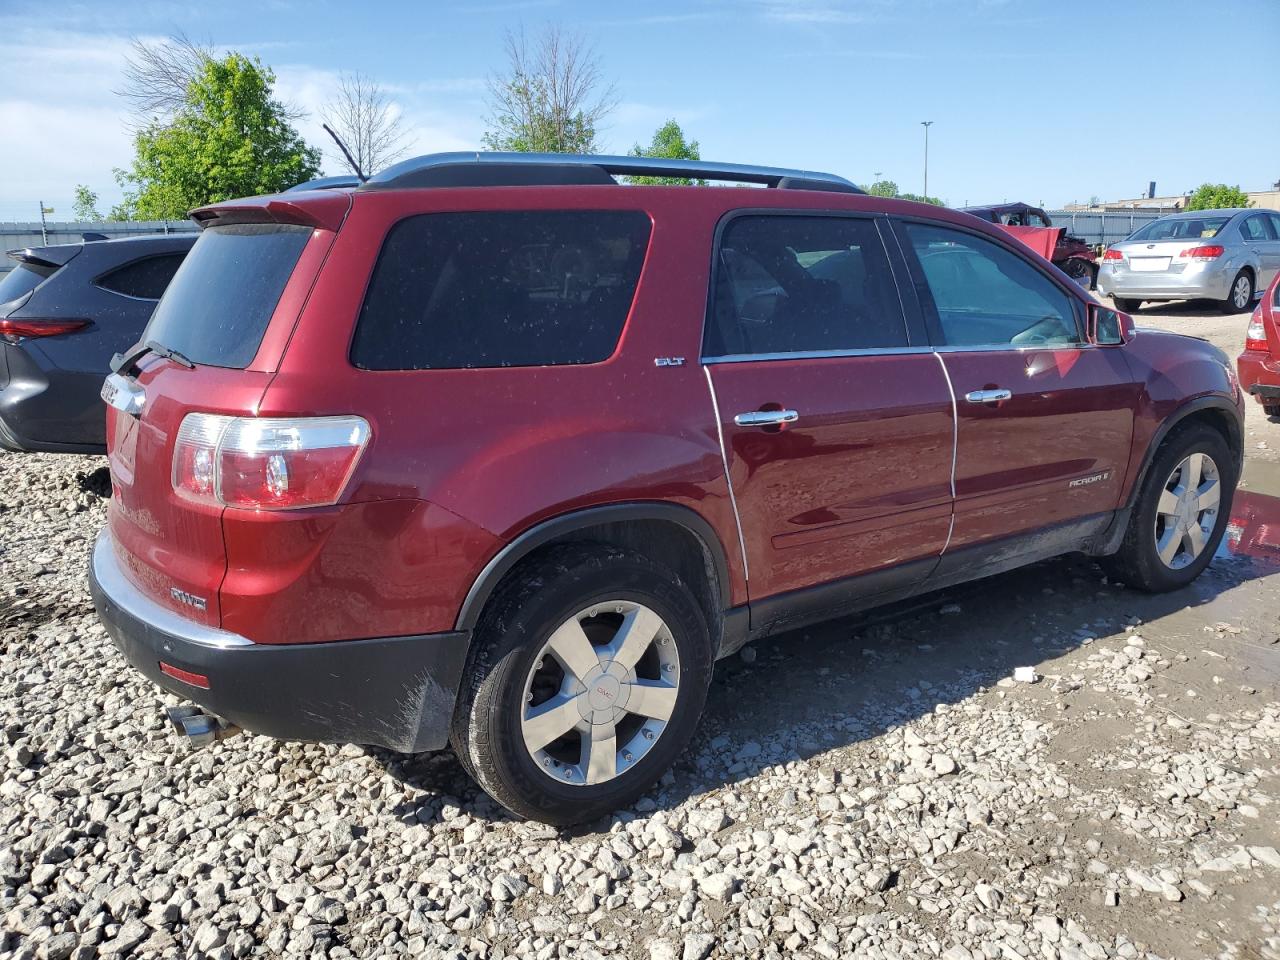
{"left": 1233, "top": 275, "right": 1252, "bottom": 310}
{"left": 520, "top": 600, "right": 680, "bottom": 786}
{"left": 1153, "top": 452, "right": 1220, "bottom": 570}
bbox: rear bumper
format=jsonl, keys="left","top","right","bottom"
{"left": 1097, "top": 263, "right": 1232, "bottom": 302}
{"left": 1237, "top": 350, "right": 1280, "bottom": 405}
{"left": 88, "top": 528, "right": 470, "bottom": 753}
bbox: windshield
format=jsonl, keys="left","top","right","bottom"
{"left": 0, "top": 262, "right": 57, "bottom": 307}
{"left": 1127, "top": 215, "right": 1231, "bottom": 242}
{"left": 142, "top": 223, "right": 311, "bottom": 369}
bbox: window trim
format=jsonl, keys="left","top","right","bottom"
{"left": 888, "top": 214, "right": 1089, "bottom": 350}
{"left": 699, "top": 208, "right": 922, "bottom": 365}
{"left": 92, "top": 252, "right": 187, "bottom": 302}
{"left": 346, "top": 208, "right": 654, "bottom": 372}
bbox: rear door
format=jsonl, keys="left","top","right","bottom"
{"left": 105, "top": 223, "right": 324, "bottom": 626}
{"left": 1241, "top": 213, "right": 1280, "bottom": 288}
{"left": 894, "top": 219, "right": 1138, "bottom": 553}
{"left": 704, "top": 213, "right": 955, "bottom": 630}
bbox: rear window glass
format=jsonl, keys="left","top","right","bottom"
{"left": 96, "top": 253, "right": 186, "bottom": 300}
{"left": 350, "top": 210, "right": 652, "bottom": 370}
{"left": 0, "top": 262, "right": 57, "bottom": 306}
{"left": 1127, "top": 216, "right": 1231, "bottom": 242}
{"left": 143, "top": 224, "right": 311, "bottom": 369}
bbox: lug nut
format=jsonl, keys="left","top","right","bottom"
{"left": 623, "top": 752, "right": 633, "bottom": 762}
{"left": 642, "top": 729, "right": 655, "bottom": 740}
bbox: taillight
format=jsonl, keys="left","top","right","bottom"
{"left": 1245, "top": 307, "right": 1269, "bottom": 352}
{"left": 0, "top": 318, "right": 90, "bottom": 343}
{"left": 1179, "top": 245, "right": 1225, "bottom": 260}
{"left": 173, "top": 413, "right": 370, "bottom": 510}
{"left": 1102, "top": 249, "right": 1123, "bottom": 261}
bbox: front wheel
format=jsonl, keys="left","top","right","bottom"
{"left": 1264, "top": 404, "right": 1280, "bottom": 418}
{"left": 1102, "top": 423, "right": 1235, "bottom": 592}
{"left": 1222, "top": 270, "right": 1254, "bottom": 314}
{"left": 1114, "top": 297, "right": 1142, "bottom": 313}
{"left": 451, "top": 544, "right": 713, "bottom": 825}
{"left": 1062, "top": 258, "right": 1095, "bottom": 290}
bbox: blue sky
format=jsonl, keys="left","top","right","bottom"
{"left": 2, "top": 0, "right": 1277, "bottom": 219}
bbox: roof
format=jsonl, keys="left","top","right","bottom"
{"left": 959, "top": 202, "right": 1046, "bottom": 217}
{"left": 1162, "top": 207, "right": 1253, "bottom": 219}
{"left": 358, "top": 151, "right": 863, "bottom": 194}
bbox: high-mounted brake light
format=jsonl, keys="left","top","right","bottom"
{"left": 1179, "top": 245, "right": 1224, "bottom": 260}
{"left": 1102, "top": 249, "right": 1123, "bottom": 261}
{"left": 0, "top": 318, "right": 90, "bottom": 343}
{"left": 173, "top": 413, "right": 370, "bottom": 510}
{"left": 1245, "top": 307, "right": 1269, "bottom": 352}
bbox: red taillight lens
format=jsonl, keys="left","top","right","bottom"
{"left": 0, "top": 318, "right": 90, "bottom": 342}
{"left": 1179, "top": 245, "right": 1225, "bottom": 260}
{"left": 1245, "top": 307, "right": 1269, "bottom": 352}
{"left": 1102, "top": 249, "right": 1123, "bottom": 261}
{"left": 173, "top": 413, "right": 370, "bottom": 510}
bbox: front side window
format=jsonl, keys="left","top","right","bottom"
{"left": 904, "top": 223, "right": 1080, "bottom": 348}
{"left": 351, "top": 210, "right": 652, "bottom": 370}
{"left": 705, "top": 215, "right": 907, "bottom": 357}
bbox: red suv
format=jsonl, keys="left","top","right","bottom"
{"left": 1238, "top": 271, "right": 1280, "bottom": 418}
{"left": 90, "top": 153, "right": 1244, "bottom": 824}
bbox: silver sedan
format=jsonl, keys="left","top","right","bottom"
{"left": 1097, "top": 208, "right": 1280, "bottom": 313}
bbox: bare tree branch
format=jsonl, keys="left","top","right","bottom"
{"left": 321, "top": 72, "right": 410, "bottom": 177}
{"left": 483, "top": 25, "right": 616, "bottom": 154}
{"left": 116, "top": 33, "right": 306, "bottom": 126}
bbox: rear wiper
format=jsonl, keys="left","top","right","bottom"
{"left": 110, "top": 339, "right": 195, "bottom": 377}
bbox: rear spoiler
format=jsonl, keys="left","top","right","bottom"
{"left": 189, "top": 191, "right": 351, "bottom": 233}
{"left": 5, "top": 244, "right": 84, "bottom": 269}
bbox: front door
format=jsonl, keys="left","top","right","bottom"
{"left": 895, "top": 219, "right": 1139, "bottom": 551}
{"left": 703, "top": 213, "right": 955, "bottom": 630}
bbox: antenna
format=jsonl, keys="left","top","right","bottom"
{"left": 322, "top": 123, "right": 366, "bottom": 183}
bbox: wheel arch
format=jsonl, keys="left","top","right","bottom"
{"left": 1125, "top": 395, "right": 1244, "bottom": 510}
{"left": 454, "top": 503, "right": 734, "bottom": 638}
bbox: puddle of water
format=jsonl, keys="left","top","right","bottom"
{"left": 1218, "top": 487, "right": 1280, "bottom": 566}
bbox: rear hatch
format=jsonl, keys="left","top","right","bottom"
{"left": 105, "top": 205, "right": 344, "bottom": 626}
{"left": 1, "top": 246, "right": 83, "bottom": 388}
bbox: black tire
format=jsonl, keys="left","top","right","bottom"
{"left": 1221, "top": 270, "right": 1254, "bottom": 314}
{"left": 450, "top": 544, "right": 713, "bottom": 825}
{"left": 1265, "top": 404, "right": 1280, "bottom": 418}
{"left": 1062, "top": 258, "right": 1095, "bottom": 290}
{"left": 1102, "top": 423, "right": 1235, "bottom": 592}
{"left": 1114, "top": 297, "right": 1142, "bottom": 313}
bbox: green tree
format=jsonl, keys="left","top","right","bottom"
{"left": 867, "top": 179, "right": 898, "bottom": 198}
{"left": 72, "top": 185, "right": 102, "bottom": 221}
{"left": 896, "top": 192, "right": 944, "bottom": 206}
{"left": 115, "top": 53, "right": 321, "bottom": 220}
{"left": 483, "top": 26, "right": 615, "bottom": 154}
{"left": 626, "top": 119, "right": 705, "bottom": 185}
{"left": 1185, "top": 183, "right": 1251, "bottom": 211}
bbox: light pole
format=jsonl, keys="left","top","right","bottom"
{"left": 920, "top": 121, "right": 933, "bottom": 200}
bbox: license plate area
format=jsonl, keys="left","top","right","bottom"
{"left": 1129, "top": 257, "right": 1171, "bottom": 272}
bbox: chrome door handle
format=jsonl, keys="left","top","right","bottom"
{"left": 734, "top": 409, "right": 799, "bottom": 427}
{"left": 964, "top": 388, "right": 1012, "bottom": 404}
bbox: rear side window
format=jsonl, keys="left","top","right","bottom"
{"left": 143, "top": 225, "right": 311, "bottom": 369}
{"left": 1240, "top": 215, "right": 1275, "bottom": 242}
{"left": 904, "top": 223, "right": 1079, "bottom": 348}
{"left": 705, "top": 215, "right": 907, "bottom": 358}
{"left": 350, "top": 211, "right": 652, "bottom": 370}
{"left": 0, "top": 262, "right": 58, "bottom": 306}
{"left": 96, "top": 254, "right": 186, "bottom": 300}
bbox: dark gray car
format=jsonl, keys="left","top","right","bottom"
{"left": 0, "top": 233, "right": 195, "bottom": 454}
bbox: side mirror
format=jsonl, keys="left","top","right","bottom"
{"left": 1090, "top": 303, "right": 1133, "bottom": 345}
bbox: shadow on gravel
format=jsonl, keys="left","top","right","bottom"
{"left": 77, "top": 465, "right": 112, "bottom": 498}
{"left": 376, "top": 492, "right": 1280, "bottom": 829}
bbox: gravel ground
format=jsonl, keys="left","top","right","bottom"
{"left": 2, "top": 301, "right": 1278, "bottom": 960}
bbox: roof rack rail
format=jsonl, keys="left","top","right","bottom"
{"left": 284, "top": 175, "right": 362, "bottom": 193}
{"left": 360, "top": 152, "right": 863, "bottom": 194}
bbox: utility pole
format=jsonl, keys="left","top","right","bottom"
{"left": 39, "top": 201, "right": 49, "bottom": 245}
{"left": 920, "top": 121, "right": 933, "bottom": 200}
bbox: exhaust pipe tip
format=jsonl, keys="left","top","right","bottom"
{"left": 168, "top": 707, "right": 241, "bottom": 748}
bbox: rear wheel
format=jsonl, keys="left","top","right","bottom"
{"left": 451, "top": 544, "right": 713, "bottom": 825}
{"left": 1103, "top": 424, "right": 1234, "bottom": 592}
{"left": 1265, "top": 404, "right": 1280, "bottom": 418}
{"left": 1222, "top": 270, "right": 1254, "bottom": 314}
{"left": 1114, "top": 297, "right": 1142, "bottom": 313}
